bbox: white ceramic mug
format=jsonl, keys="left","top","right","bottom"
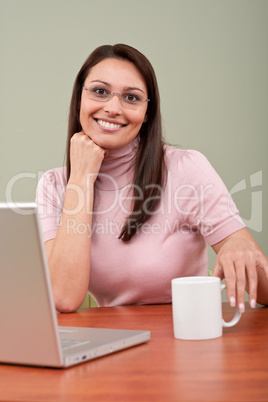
{"left": 171, "top": 276, "right": 241, "bottom": 340}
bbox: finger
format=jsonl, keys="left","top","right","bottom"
{"left": 256, "top": 251, "right": 268, "bottom": 279}
{"left": 246, "top": 260, "right": 258, "bottom": 309}
{"left": 244, "top": 249, "right": 258, "bottom": 308}
{"left": 212, "top": 261, "right": 225, "bottom": 281}
{"left": 74, "top": 131, "right": 87, "bottom": 138}
{"left": 234, "top": 261, "right": 246, "bottom": 313}
{"left": 223, "top": 262, "right": 237, "bottom": 308}
{"left": 213, "top": 259, "right": 237, "bottom": 307}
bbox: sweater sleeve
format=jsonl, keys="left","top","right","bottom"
{"left": 35, "top": 167, "right": 67, "bottom": 243}
{"left": 168, "top": 148, "right": 246, "bottom": 245}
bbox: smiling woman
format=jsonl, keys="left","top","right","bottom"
{"left": 36, "top": 43, "right": 268, "bottom": 313}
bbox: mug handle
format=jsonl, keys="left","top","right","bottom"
{"left": 221, "top": 283, "right": 242, "bottom": 328}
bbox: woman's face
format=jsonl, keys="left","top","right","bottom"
{"left": 79, "top": 58, "right": 148, "bottom": 150}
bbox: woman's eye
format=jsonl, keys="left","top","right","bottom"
{"left": 92, "top": 88, "right": 109, "bottom": 97}
{"left": 124, "top": 94, "right": 140, "bottom": 103}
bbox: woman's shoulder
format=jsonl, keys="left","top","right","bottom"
{"left": 163, "top": 144, "right": 224, "bottom": 186}
{"left": 163, "top": 144, "right": 212, "bottom": 170}
{"left": 40, "top": 166, "right": 67, "bottom": 185}
{"left": 42, "top": 166, "right": 67, "bottom": 177}
{"left": 36, "top": 167, "right": 67, "bottom": 206}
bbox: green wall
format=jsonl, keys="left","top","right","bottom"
{"left": 1, "top": 0, "right": 267, "bottom": 272}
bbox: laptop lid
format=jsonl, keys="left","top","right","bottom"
{"left": 0, "top": 203, "right": 150, "bottom": 368}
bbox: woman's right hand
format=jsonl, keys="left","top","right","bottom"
{"left": 69, "top": 131, "right": 106, "bottom": 183}
{"left": 46, "top": 132, "right": 106, "bottom": 313}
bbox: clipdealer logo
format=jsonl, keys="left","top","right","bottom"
{"left": 4, "top": 169, "right": 264, "bottom": 233}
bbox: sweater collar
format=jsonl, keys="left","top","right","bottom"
{"left": 95, "top": 136, "right": 139, "bottom": 191}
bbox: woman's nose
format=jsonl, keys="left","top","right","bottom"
{"left": 103, "top": 93, "right": 123, "bottom": 115}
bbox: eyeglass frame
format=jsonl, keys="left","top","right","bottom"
{"left": 82, "top": 86, "right": 150, "bottom": 107}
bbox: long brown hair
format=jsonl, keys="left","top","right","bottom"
{"left": 66, "top": 44, "right": 166, "bottom": 241}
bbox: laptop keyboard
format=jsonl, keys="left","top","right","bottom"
{"left": 60, "top": 338, "right": 91, "bottom": 351}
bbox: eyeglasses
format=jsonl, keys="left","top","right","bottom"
{"left": 82, "top": 86, "right": 150, "bottom": 108}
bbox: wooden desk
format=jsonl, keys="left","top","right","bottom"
{"left": 0, "top": 304, "right": 267, "bottom": 401}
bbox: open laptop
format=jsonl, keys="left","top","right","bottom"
{"left": 0, "top": 202, "right": 150, "bottom": 368}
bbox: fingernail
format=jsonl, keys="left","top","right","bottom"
{"left": 230, "top": 296, "right": 236, "bottom": 307}
{"left": 239, "top": 303, "right": 245, "bottom": 313}
{"left": 250, "top": 299, "right": 256, "bottom": 309}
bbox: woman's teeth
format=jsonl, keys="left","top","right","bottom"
{"left": 97, "top": 119, "right": 122, "bottom": 129}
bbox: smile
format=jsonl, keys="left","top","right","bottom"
{"left": 97, "top": 119, "right": 125, "bottom": 130}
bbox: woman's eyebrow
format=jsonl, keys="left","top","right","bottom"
{"left": 124, "top": 86, "right": 145, "bottom": 94}
{"left": 90, "top": 79, "right": 111, "bottom": 87}
{"left": 89, "top": 80, "right": 145, "bottom": 94}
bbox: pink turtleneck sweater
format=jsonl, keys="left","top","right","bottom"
{"left": 36, "top": 139, "right": 245, "bottom": 306}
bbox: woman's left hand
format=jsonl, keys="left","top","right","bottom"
{"left": 212, "top": 228, "right": 268, "bottom": 312}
